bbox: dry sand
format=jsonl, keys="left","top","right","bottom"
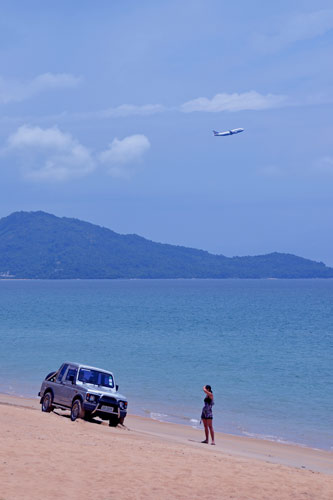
{"left": 0, "top": 394, "right": 332, "bottom": 500}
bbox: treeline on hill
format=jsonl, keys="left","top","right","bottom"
{"left": 0, "top": 211, "right": 332, "bottom": 279}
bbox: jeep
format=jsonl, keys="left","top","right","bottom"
{"left": 38, "top": 362, "right": 128, "bottom": 426}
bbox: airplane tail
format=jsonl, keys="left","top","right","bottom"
{"left": 213, "top": 130, "right": 218, "bottom": 136}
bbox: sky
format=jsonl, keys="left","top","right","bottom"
{"left": 1, "top": 0, "right": 333, "bottom": 264}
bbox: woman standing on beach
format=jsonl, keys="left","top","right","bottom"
{"left": 201, "top": 385, "right": 215, "bottom": 445}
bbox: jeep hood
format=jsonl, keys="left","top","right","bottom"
{"left": 92, "top": 387, "right": 127, "bottom": 400}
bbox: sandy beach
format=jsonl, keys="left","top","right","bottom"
{"left": 0, "top": 394, "right": 332, "bottom": 500}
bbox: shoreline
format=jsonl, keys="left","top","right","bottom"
{"left": 2, "top": 277, "right": 333, "bottom": 280}
{"left": 1, "top": 393, "right": 332, "bottom": 475}
{"left": 1, "top": 389, "right": 330, "bottom": 452}
{"left": 1, "top": 394, "right": 332, "bottom": 500}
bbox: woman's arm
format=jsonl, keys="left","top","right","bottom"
{"left": 203, "top": 386, "right": 213, "bottom": 399}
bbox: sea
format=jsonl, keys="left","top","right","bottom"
{"left": 0, "top": 279, "right": 332, "bottom": 450}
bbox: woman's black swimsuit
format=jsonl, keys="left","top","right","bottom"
{"left": 201, "top": 396, "right": 214, "bottom": 420}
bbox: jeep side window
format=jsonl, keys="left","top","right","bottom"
{"left": 65, "top": 368, "right": 77, "bottom": 383}
{"left": 56, "top": 364, "right": 69, "bottom": 382}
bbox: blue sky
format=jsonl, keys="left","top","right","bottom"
{"left": 1, "top": 1, "right": 333, "bottom": 264}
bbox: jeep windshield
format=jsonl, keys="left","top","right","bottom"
{"left": 78, "top": 368, "right": 114, "bottom": 388}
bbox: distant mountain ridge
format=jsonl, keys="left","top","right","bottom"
{"left": 0, "top": 211, "right": 332, "bottom": 279}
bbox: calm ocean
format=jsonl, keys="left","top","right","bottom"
{"left": 0, "top": 279, "right": 332, "bottom": 450}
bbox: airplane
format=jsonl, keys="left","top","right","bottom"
{"left": 213, "top": 128, "right": 244, "bottom": 136}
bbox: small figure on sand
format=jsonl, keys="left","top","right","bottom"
{"left": 201, "top": 385, "right": 215, "bottom": 445}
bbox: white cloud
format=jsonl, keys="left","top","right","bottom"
{"left": 28, "top": 104, "right": 165, "bottom": 123}
{"left": 181, "top": 91, "right": 287, "bottom": 112}
{"left": 99, "top": 134, "right": 151, "bottom": 178}
{"left": 0, "top": 73, "right": 81, "bottom": 104}
{"left": 3, "top": 126, "right": 151, "bottom": 182}
{"left": 6, "top": 125, "right": 94, "bottom": 181}
{"left": 99, "top": 104, "right": 165, "bottom": 118}
{"left": 8, "top": 124, "right": 73, "bottom": 149}
{"left": 255, "top": 9, "right": 333, "bottom": 52}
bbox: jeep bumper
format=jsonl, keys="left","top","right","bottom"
{"left": 83, "top": 400, "right": 127, "bottom": 421}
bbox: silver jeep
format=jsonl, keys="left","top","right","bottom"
{"left": 39, "top": 362, "right": 128, "bottom": 426}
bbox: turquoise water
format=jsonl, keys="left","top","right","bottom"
{"left": 0, "top": 279, "right": 332, "bottom": 450}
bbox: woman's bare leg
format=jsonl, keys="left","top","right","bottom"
{"left": 208, "top": 420, "right": 215, "bottom": 444}
{"left": 202, "top": 419, "right": 209, "bottom": 443}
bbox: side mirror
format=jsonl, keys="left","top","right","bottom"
{"left": 116, "top": 384, "right": 119, "bottom": 391}
{"left": 69, "top": 375, "right": 75, "bottom": 384}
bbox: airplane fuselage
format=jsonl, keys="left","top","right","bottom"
{"left": 213, "top": 128, "right": 244, "bottom": 136}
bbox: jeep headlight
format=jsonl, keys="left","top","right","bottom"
{"left": 119, "top": 401, "right": 128, "bottom": 410}
{"left": 86, "top": 393, "right": 98, "bottom": 402}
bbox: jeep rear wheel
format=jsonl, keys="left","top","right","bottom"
{"left": 41, "top": 392, "right": 53, "bottom": 413}
{"left": 71, "top": 399, "right": 85, "bottom": 421}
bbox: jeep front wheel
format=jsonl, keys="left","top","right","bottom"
{"left": 109, "top": 415, "right": 122, "bottom": 427}
{"left": 41, "top": 392, "right": 53, "bottom": 413}
{"left": 71, "top": 399, "right": 85, "bottom": 421}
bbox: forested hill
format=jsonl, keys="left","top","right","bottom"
{"left": 0, "top": 211, "right": 332, "bottom": 279}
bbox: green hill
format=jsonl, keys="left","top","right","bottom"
{"left": 0, "top": 211, "right": 332, "bottom": 279}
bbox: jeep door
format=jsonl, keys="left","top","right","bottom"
{"left": 52, "top": 363, "right": 69, "bottom": 404}
{"left": 59, "top": 366, "right": 79, "bottom": 407}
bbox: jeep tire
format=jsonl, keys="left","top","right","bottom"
{"left": 109, "top": 415, "right": 120, "bottom": 427}
{"left": 84, "top": 411, "right": 93, "bottom": 421}
{"left": 41, "top": 392, "right": 53, "bottom": 413}
{"left": 71, "top": 399, "right": 85, "bottom": 421}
